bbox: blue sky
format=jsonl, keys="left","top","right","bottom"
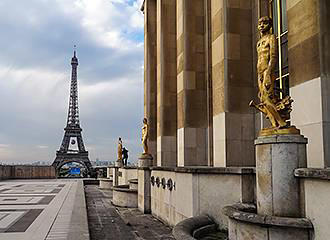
{"left": 0, "top": 0, "right": 145, "bottom": 164}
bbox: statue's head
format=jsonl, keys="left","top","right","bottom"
{"left": 143, "top": 118, "right": 148, "bottom": 124}
{"left": 119, "top": 137, "right": 121, "bottom": 141}
{"left": 258, "top": 16, "right": 272, "bottom": 34}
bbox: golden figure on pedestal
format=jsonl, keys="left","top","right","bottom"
{"left": 142, "top": 118, "right": 149, "bottom": 155}
{"left": 250, "top": 16, "right": 299, "bottom": 136}
{"left": 117, "top": 137, "right": 123, "bottom": 162}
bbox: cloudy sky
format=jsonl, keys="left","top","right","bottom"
{"left": 0, "top": 0, "right": 145, "bottom": 164}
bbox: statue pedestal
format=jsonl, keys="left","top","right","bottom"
{"left": 255, "top": 134, "right": 307, "bottom": 217}
{"left": 138, "top": 153, "right": 153, "bottom": 168}
{"left": 138, "top": 153, "right": 153, "bottom": 213}
{"left": 115, "top": 160, "right": 123, "bottom": 168}
{"left": 224, "top": 134, "right": 313, "bottom": 240}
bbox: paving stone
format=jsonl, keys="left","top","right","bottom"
{"left": 85, "top": 185, "right": 175, "bottom": 240}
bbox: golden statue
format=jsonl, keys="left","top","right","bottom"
{"left": 250, "top": 16, "right": 299, "bottom": 136}
{"left": 141, "top": 118, "right": 149, "bottom": 155}
{"left": 117, "top": 137, "right": 123, "bottom": 161}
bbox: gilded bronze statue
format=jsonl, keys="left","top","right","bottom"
{"left": 117, "top": 137, "right": 123, "bottom": 162}
{"left": 141, "top": 118, "right": 149, "bottom": 155}
{"left": 250, "top": 16, "right": 299, "bottom": 136}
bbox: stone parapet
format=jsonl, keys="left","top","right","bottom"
{"left": 150, "top": 166, "right": 255, "bottom": 175}
{"left": 223, "top": 203, "right": 313, "bottom": 240}
{"left": 0, "top": 165, "right": 56, "bottom": 180}
{"left": 111, "top": 185, "right": 138, "bottom": 208}
{"left": 150, "top": 167, "right": 255, "bottom": 227}
{"left": 99, "top": 178, "right": 113, "bottom": 189}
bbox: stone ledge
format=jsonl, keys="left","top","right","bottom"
{"left": 122, "top": 166, "right": 138, "bottom": 169}
{"left": 255, "top": 134, "right": 307, "bottom": 145}
{"left": 98, "top": 178, "right": 113, "bottom": 181}
{"left": 223, "top": 203, "right": 313, "bottom": 229}
{"left": 151, "top": 166, "right": 255, "bottom": 175}
{"left": 294, "top": 168, "right": 330, "bottom": 180}
{"left": 111, "top": 184, "right": 138, "bottom": 193}
{"left": 172, "top": 215, "right": 216, "bottom": 240}
{"left": 137, "top": 166, "right": 151, "bottom": 170}
{"left": 83, "top": 179, "right": 99, "bottom": 185}
{"left": 128, "top": 178, "right": 138, "bottom": 184}
{"left": 68, "top": 180, "right": 90, "bottom": 240}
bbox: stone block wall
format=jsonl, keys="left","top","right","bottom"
{"left": 211, "top": 0, "right": 255, "bottom": 167}
{"left": 0, "top": 165, "right": 12, "bottom": 180}
{"left": 144, "top": 0, "right": 158, "bottom": 165}
{"left": 176, "top": 0, "right": 208, "bottom": 167}
{"left": 295, "top": 168, "right": 330, "bottom": 240}
{"left": 288, "top": 0, "right": 330, "bottom": 168}
{"left": 150, "top": 167, "right": 255, "bottom": 228}
{"left": 0, "top": 165, "right": 55, "bottom": 180}
{"left": 142, "top": 0, "right": 330, "bottom": 169}
{"left": 118, "top": 167, "right": 138, "bottom": 185}
{"left": 156, "top": 0, "right": 177, "bottom": 167}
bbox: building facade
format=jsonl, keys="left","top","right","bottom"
{"left": 135, "top": 0, "right": 330, "bottom": 239}
{"left": 143, "top": 0, "right": 330, "bottom": 169}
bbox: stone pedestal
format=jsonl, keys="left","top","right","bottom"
{"left": 138, "top": 153, "right": 153, "bottom": 168}
{"left": 115, "top": 160, "right": 123, "bottom": 168}
{"left": 224, "top": 134, "right": 313, "bottom": 240}
{"left": 138, "top": 153, "right": 153, "bottom": 213}
{"left": 255, "top": 134, "right": 307, "bottom": 217}
{"left": 99, "top": 178, "right": 113, "bottom": 189}
{"left": 112, "top": 167, "right": 120, "bottom": 186}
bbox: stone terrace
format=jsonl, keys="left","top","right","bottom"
{"left": 0, "top": 179, "right": 174, "bottom": 240}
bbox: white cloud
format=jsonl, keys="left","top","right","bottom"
{"left": 56, "top": 0, "right": 145, "bottom": 49}
{"left": 0, "top": 0, "right": 144, "bottom": 164}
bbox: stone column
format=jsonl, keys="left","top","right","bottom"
{"left": 144, "top": 0, "right": 157, "bottom": 165}
{"left": 112, "top": 167, "right": 119, "bottom": 186}
{"left": 211, "top": 0, "right": 255, "bottom": 167}
{"left": 156, "top": 0, "right": 177, "bottom": 167}
{"left": 255, "top": 134, "right": 307, "bottom": 217}
{"left": 138, "top": 154, "right": 153, "bottom": 213}
{"left": 176, "top": 0, "right": 208, "bottom": 166}
{"left": 288, "top": 0, "right": 330, "bottom": 168}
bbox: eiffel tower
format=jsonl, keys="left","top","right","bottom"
{"left": 52, "top": 49, "right": 93, "bottom": 177}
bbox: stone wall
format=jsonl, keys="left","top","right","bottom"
{"left": 0, "top": 165, "right": 12, "bottom": 179}
{"left": 156, "top": 0, "right": 177, "bottom": 167}
{"left": 150, "top": 167, "right": 255, "bottom": 228}
{"left": 289, "top": 0, "right": 330, "bottom": 168}
{"left": 295, "top": 168, "right": 330, "bottom": 240}
{"left": 0, "top": 165, "right": 56, "bottom": 180}
{"left": 118, "top": 167, "right": 138, "bottom": 186}
{"left": 144, "top": 0, "right": 158, "bottom": 164}
{"left": 176, "top": 0, "right": 208, "bottom": 167}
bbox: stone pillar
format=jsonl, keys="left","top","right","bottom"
{"left": 176, "top": 0, "right": 208, "bottom": 166}
{"left": 255, "top": 134, "right": 307, "bottom": 217}
{"left": 211, "top": 0, "right": 255, "bottom": 167}
{"left": 288, "top": 0, "right": 330, "bottom": 168}
{"left": 156, "top": 0, "right": 177, "bottom": 167}
{"left": 112, "top": 167, "right": 119, "bottom": 186}
{"left": 138, "top": 168, "right": 151, "bottom": 213}
{"left": 144, "top": 0, "right": 157, "bottom": 165}
{"left": 115, "top": 159, "right": 123, "bottom": 168}
{"left": 138, "top": 154, "right": 153, "bottom": 213}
